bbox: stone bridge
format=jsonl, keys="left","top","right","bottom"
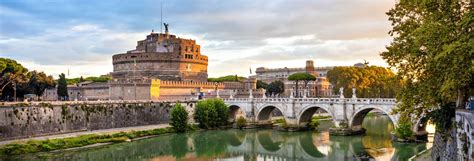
{"left": 224, "top": 97, "right": 426, "bottom": 134}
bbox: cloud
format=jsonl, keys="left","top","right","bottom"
{"left": 0, "top": 0, "right": 396, "bottom": 78}
{"left": 1, "top": 24, "right": 144, "bottom": 65}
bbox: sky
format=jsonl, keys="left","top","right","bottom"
{"left": 0, "top": 0, "right": 396, "bottom": 78}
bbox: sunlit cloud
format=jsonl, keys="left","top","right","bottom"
{"left": 0, "top": 0, "right": 395, "bottom": 78}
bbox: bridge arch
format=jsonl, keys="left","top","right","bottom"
{"left": 228, "top": 104, "right": 245, "bottom": 122}
{"left": 256, "top": 104, "right": 286, "bottom": 123}
{"left": 297, "top": 105, "right": 335, "bottom": 126}
{"left": 412, "top": 116, "right": 436, "bottom": 141}
{"left": 349, "top": 105, "right": 398, "bottom": 132}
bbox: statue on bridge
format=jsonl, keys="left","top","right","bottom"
{"left": 352, "top": 87, "right": 357, "bottom": 99}
{"left": 339, "top": 87, "right": 344, "bottom": 98}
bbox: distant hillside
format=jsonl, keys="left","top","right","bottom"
{"left": 65, "top": 75, "right": 111, "bottom": 85}
{"left": 208, "top": 75, "right": 245, "bottom": 82}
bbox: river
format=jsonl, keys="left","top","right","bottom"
{"left": 6, "top": 115, "right": 431, "bottom": 161}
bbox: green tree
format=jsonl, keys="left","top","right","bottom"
{"left": 194, "top": 99, "right": 229, "bottom": 129}
{"left": 288, "top": 73, "right": 316, "bottom": 98}
{"left": 394, "top": 116, "right": 414, "bottom": 140}
{"left": 0, "top": 58, "right": 28, "bottom": 100}
{"left": 327, "top": 66, "right": 399, "bottom": 98}
{"left": 57, "top": 73, "right": 68, "bottom": 100}
{"left": 382, "top": 1, "right": 473, "bottom": 133}
{"left": 25, "top": 71, "right": 55, "bottom": 97}
{"left": 170, "top": 103, "right": 189, "bottom": 133}
{"left": 256, "top": 80, "right": 268, "bottom": 89}
{"left": 266, "top": 80, "right": 284, "bottom": 96}
{"left": 215, "top": 99, "right": 229, "bottom": 126}
{"left": 236, "top": 116, "right": 247, "bottom": 129}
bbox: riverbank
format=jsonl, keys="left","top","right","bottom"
{"left": 0, "top": 124, "right": 176, "bottom": 156}
{"left": 0, "top": 124, "right": 170, "bottom": 146}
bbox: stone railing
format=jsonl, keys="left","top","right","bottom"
{"left": 223, "top": 97, "right": 397, "bottom": 105}
{"left": 0, "top": 100, "right": 195, "bottom": 107}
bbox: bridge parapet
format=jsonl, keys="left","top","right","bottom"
{"left": 224, "top": 97, "right": 396, "bottom": 105}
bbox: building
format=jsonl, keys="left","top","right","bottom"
{"left": 254, "top": 60, "right": 334, "bottom": 97}
{"left": 42, "top": 81, "right": 109, "bottom": 101}
{"left": 255, "top": 60, "right": 335, "bottom": 84}
{"left": 111, "top": 32, "right": 208, "bottom": 82}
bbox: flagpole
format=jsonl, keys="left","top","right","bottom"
{"left": 160, "top": 2, "right": 163, "bottom": 34}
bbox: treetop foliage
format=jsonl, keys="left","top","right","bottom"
{"left": 382, "top": 1, "right": 473, "bottom": 120}
{"left": 266, "top": 80, "right": 285, "bottom": 96}
{"left": 170, "top": 103, "right": 189, "bottom": 133}
{"left": 288, "top": 73, "right": 316, "bottom": 82}
{"left": 194, "top": 99, "right": 229, "bottom": 129}
{"left": 1, "top": 58, "right": 55, "bottom": 101}
{"left": 57, "top": 73, "right": 68, "bottom": 100}
{"left": 327, "top": 66, "right": 399, "bottom": 98}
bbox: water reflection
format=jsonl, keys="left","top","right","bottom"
{"left": 5, "top": 116, "right": 429, "bottom": 161}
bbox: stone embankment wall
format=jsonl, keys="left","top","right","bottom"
{"left": 431, "top": 110, "right": 474, "bottom": 160}
{"left": 0, "top": 101, "right": 196, "bottom": 141}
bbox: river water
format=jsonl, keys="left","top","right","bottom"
{"left": 7, "top": 115, "right": 431, "bottom": 161}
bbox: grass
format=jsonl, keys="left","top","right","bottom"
{"left": 0, "top": 127, "right": 177, "bottom": 156}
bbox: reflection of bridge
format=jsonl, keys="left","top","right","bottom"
{"left": 222, "top": 130, "right": 428, "bottom": 161}
{"left": 225, "top": 97, "right": 401, "bottom": 132}
{"left": 226, "top": 130, "right": 329, "bottom": 160}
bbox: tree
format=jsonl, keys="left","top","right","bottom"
{"left": 26, "top": 71, "right": 55, "bottom": 97}
{"left": 215, "top": 99, "right": 229, "bottom": 126}
{"left": 57, "top": 73, "right": 68, "bottom": 101}
{"left": 194, "top": 99, "right": 229, "bottom": 129}
{"left": 0, "top": 58, "right": 28, "bottom": 100}
{"left": 326, "top": 66, "right": 400, "bottom": 98}
{"left": 266, "top": 80, "right": 284, "bottom": 96}
{"left": 256, "top": 80, "right": 268, "bottom": 89}
{"left": 288, "top": 73, "right": 316, "bottom": 98}
{"left": 382, "top": 1, "right": 473, "bottom": 133}
{"left": 170, "top": 103, "right": 189, "bottom": 133}
{"left": 79, "top": 76, "right": 84, "bottom": 83}
{"left": 235, "top": 116, "right": 247, "bottom": 129}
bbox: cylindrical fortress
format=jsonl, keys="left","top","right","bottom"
{"left": 111, "top": 32, "right": 208, "bottom": 82}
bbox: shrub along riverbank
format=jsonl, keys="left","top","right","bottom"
{"left": 0, "top": 126, "right": 199, "bottom": 156}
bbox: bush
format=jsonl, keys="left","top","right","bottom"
{"left": 395, "top": 117, "right": 413, "bottom": 140}
{"left": 170, "top": 103, "right": 189, "bottom": 132}
{"left": 194, "top": 99, "right": 229, "bottom": 129}
{"left": 236, "top": 116, "right": 247, "bottom": 129}
{"left": 272, "top": 118, "right": 288, "bottom": 128}
{"left": 309, "top": 117, "right": 320, "bottom": 130}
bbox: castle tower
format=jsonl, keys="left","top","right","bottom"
{"left": 305, "top": 60, "right": 317, "bottom": 75}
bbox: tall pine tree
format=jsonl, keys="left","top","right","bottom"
{"left": 57, "top": 73, "right": 68, "bottom": 100}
